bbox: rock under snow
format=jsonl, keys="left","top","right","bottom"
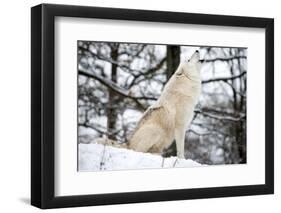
{"left": 79, "top": 143, "right": 201, "bottom": 171}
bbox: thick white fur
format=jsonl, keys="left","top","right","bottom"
{"left": 128, "top": 51, "right": 202, "bottom": 158}
{"left": 95, "top": 51, "right": 201, "bottom": 158}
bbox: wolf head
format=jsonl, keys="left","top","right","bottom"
{"left": 175, "top": 50, "right": 202, "bottom": 81}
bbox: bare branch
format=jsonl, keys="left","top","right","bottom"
{"left": 127, "top": 56, "right": 167, "bottom": 88}
{"left": 79, "top": 122, "right": 121, "bottom": 136}
{"left": 79, "top": 69, "right": 157, "bottom": 100}
{"left": 202, "top": 71, "right": 246, "bottom": 84}
{"left": 223, "top": 81, "right": 246, "bottom": 98}
{"left": 203, "top": 56, "right": 247, "bottom": 63}
{"left": 118, "top": 44, "right": 147, "bottom": 58}
{"left": 79, "top": 45, "right": 167, "bottom": 89}
{"left": 79, "top": 69, "right": 156, "bottom": 111}
{"left": 187, "top": 129, "right": 211, "bottom": 136}
{"left": 194, "top": 109, "right": 246, "bottom": 122}
{"left": 191, "top": 122, "right": 229, "bottom": 136}
{"left": 79, "top": 45, "right": 142, "bottom": 73}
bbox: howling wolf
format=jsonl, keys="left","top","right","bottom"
{"left": 97, "top": 51, "right": 202, "bottom": 159}
{"left": 128, "top": 51, "right": 202, "bottom": 158}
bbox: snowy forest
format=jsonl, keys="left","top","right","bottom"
{"left": 78, "top": 41, "right": 247, "bottom": 170}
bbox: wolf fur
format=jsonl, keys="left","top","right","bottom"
{"left": 95, "top": 51, "right": 201, "bottom": 159}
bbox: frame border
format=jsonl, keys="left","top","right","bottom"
{"left": 31, "top": 3, "right": 274, "bottom": 209}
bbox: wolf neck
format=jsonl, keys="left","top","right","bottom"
{"left": 165, "top": 74, "right": 200, "bottom": 94}
{"left": 183, "top": 72, "right": 201, "bottom": 83}
{"left": 157, "top": 74, "right": 201, "bottom": 107}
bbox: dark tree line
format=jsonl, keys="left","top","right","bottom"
{"left": 78, "top": 41, "right": 247, "bottom": 165}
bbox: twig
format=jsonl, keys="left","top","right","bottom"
{"left": 173, "top": 158, "right": 178, "bottom": 167}
{"left": 161, "top": 158, "right": 165, "bottom": 167}
{"left": 99, "top": 145, "right": 107, "bottom": 170}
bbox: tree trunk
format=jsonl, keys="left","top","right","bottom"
{"left": 230, "top": 49, "right": 246, "bottom": 164}
{"left": 162, "top": 45, "right": 181, "bottom": 157}
{"left": 107, "top": 45, "right": 119, "bottom": 140}
{"left": 166, "top": 45, "right": 180, "bottom": 80}
{"left": 237, "top": 54, "right": 247, "bottom": 163}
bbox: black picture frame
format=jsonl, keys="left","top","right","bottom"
{"left": 31, "top": 3, "right": 274, "bottom": 209}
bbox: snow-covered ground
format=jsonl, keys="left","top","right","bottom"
{"left": 79, "top": 143, "right": 202, "bottom": 171}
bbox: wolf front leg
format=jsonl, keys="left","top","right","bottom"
{"left": 175, "top": 127, "right": 186, "bottom": 159}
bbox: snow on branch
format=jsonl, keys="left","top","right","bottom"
{"left": 79, "top": 143, "right": 201, "bottom": 171}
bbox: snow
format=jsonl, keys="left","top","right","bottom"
{"left": 79, "top": 143, "right": 202, "bottom": 171}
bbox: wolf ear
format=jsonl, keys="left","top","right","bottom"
{"left": 189, "top": 50, "right": 200, "bottom": 63}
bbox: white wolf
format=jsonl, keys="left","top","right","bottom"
{"left": 128, "top": 51, "right": 202, "bottom": 158}
{"left": 96, "top": 51, "right": 202, "bottom": 159}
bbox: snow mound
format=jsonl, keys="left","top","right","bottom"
{"left": 79, "top": 143, "right": 201, "bottom": 171}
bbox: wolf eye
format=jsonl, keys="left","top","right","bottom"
{"left": 176, "top": 72, "right": 183, "bottom": 77}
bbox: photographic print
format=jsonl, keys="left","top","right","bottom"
{"left": 78, "top": 41, "right": 247, "bottom": 172}
{"left": 31, "top": 4, "right": 274, "bottom": 208}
